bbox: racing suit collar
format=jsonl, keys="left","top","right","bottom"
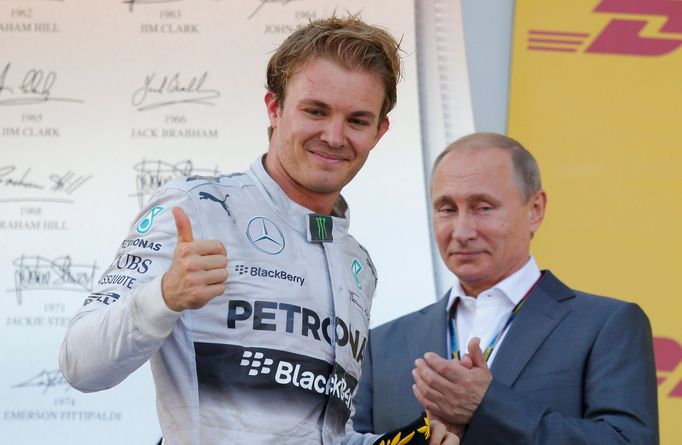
{"left": 248, "top": 156, "right": 351, "bottom": 240}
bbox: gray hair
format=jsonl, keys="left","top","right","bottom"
{"left": 432, "top": 132, "right": 542, "bottom": 202}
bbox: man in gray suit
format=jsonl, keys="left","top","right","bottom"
{"left": 352, "top": 133, "right": 659, "bottom": 444}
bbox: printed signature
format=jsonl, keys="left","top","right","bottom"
{"left": 0, "top": 63, "right": 83, "bottom": 107}
{"left": 11, "top": 255, "right": 98, "bottom": 305}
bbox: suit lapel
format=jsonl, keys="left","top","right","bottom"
{"left": 490, "top": 271, "right": 574, "bottom": 387}
{"left": 406, "top": 295, "right": 450, "bottom": 360}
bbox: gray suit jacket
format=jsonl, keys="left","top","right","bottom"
{"left": 352, "top": 271, "right": 659, "bottom": 444}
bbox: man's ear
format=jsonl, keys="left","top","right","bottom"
{"left": 528, "top": 189, "right": 547, "bottom": 234}
{"left": 371, "top": 116, "right": 390, "bottom": 149}
{"left": 264, "top": 91, "right": 281, "bottom": 128}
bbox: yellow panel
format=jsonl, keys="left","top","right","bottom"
{"left": 509, "top": 1, "right": 682, "bottom": 443}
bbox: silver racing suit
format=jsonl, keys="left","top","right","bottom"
{"left": 60, "top": 157, "right": 380, "bottom": 445}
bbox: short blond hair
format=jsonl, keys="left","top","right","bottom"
{"left": 266, "top": 15, "right": 402, "bottom": 137}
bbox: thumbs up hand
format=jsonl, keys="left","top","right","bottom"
{"left": 161, "top": 207, "right": 228, "bottom": 312}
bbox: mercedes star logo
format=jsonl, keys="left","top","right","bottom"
{"left": 246, "top": 216, "right": 285, "bottom": 255}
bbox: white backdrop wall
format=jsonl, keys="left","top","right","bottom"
{"left": 0, "top": 1, "right": 473, "bottom": 443}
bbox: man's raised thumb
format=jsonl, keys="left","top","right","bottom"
{"left": 173, "top": 207, "right": 194, "bottom": 243}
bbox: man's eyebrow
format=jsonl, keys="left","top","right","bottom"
{"left": 432, "top": 195, "right": 454, "bottom": 207}
{"left": 467, "top": 193, "right": 504, "bottom": 207}
{"left": 299, "top": 99, "right": 377, "bottom": 120}
{"left": 431, "top": 194, "right": 500, "bottom": 206}
{"left": 468, "top": 193, "right": 498, "bottom": 203}
{"left": 300, "top": 99, "right": 330, "bottom": 110}
{"left": 348, "top": 110, "right": 377, "bottom": 120}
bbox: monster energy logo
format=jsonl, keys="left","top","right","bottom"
{"left": 351, "top": 258, "right": 363, "bottom": 289}
{"left": 315, "top": 217, "right": 327, "bottom": 239}
{"left": 308, "top": 214, "right": 333, "bottom": 243}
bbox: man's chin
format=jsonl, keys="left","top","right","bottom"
{"left": 300, "top": 178, "right": 347, "bottom": 195}
{"left": 450, "top": 264, "right": 486, "bottom": 284}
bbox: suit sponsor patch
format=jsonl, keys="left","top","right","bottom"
{"left": 195, "top": 343, "right": 357, "bottom": 422}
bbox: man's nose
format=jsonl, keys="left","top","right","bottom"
{"left": 453, "top": 212, "right": 476, "bottom": 243}
{"left": 320, "top": 117, "right": 346, "bottom": 148}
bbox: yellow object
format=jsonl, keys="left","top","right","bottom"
{"left": 509, "top": 1, "right": 682, "bottom": 444}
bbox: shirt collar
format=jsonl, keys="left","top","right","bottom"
{"left": 247, "top": 155, "right": 351, "bottom": 238}
{"left": 445, "top": 256, "right": 541, "bottom": 312}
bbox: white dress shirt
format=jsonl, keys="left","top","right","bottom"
{"left": 445, "top": 257, "right": 541, "bottom": 365}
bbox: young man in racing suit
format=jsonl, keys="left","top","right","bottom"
{"left": 60, "top": 15, "right": 457, "bottom": 445}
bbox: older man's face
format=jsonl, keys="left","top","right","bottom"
{"left": 431, "top": 147, "right": 546, "bottom": 296}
